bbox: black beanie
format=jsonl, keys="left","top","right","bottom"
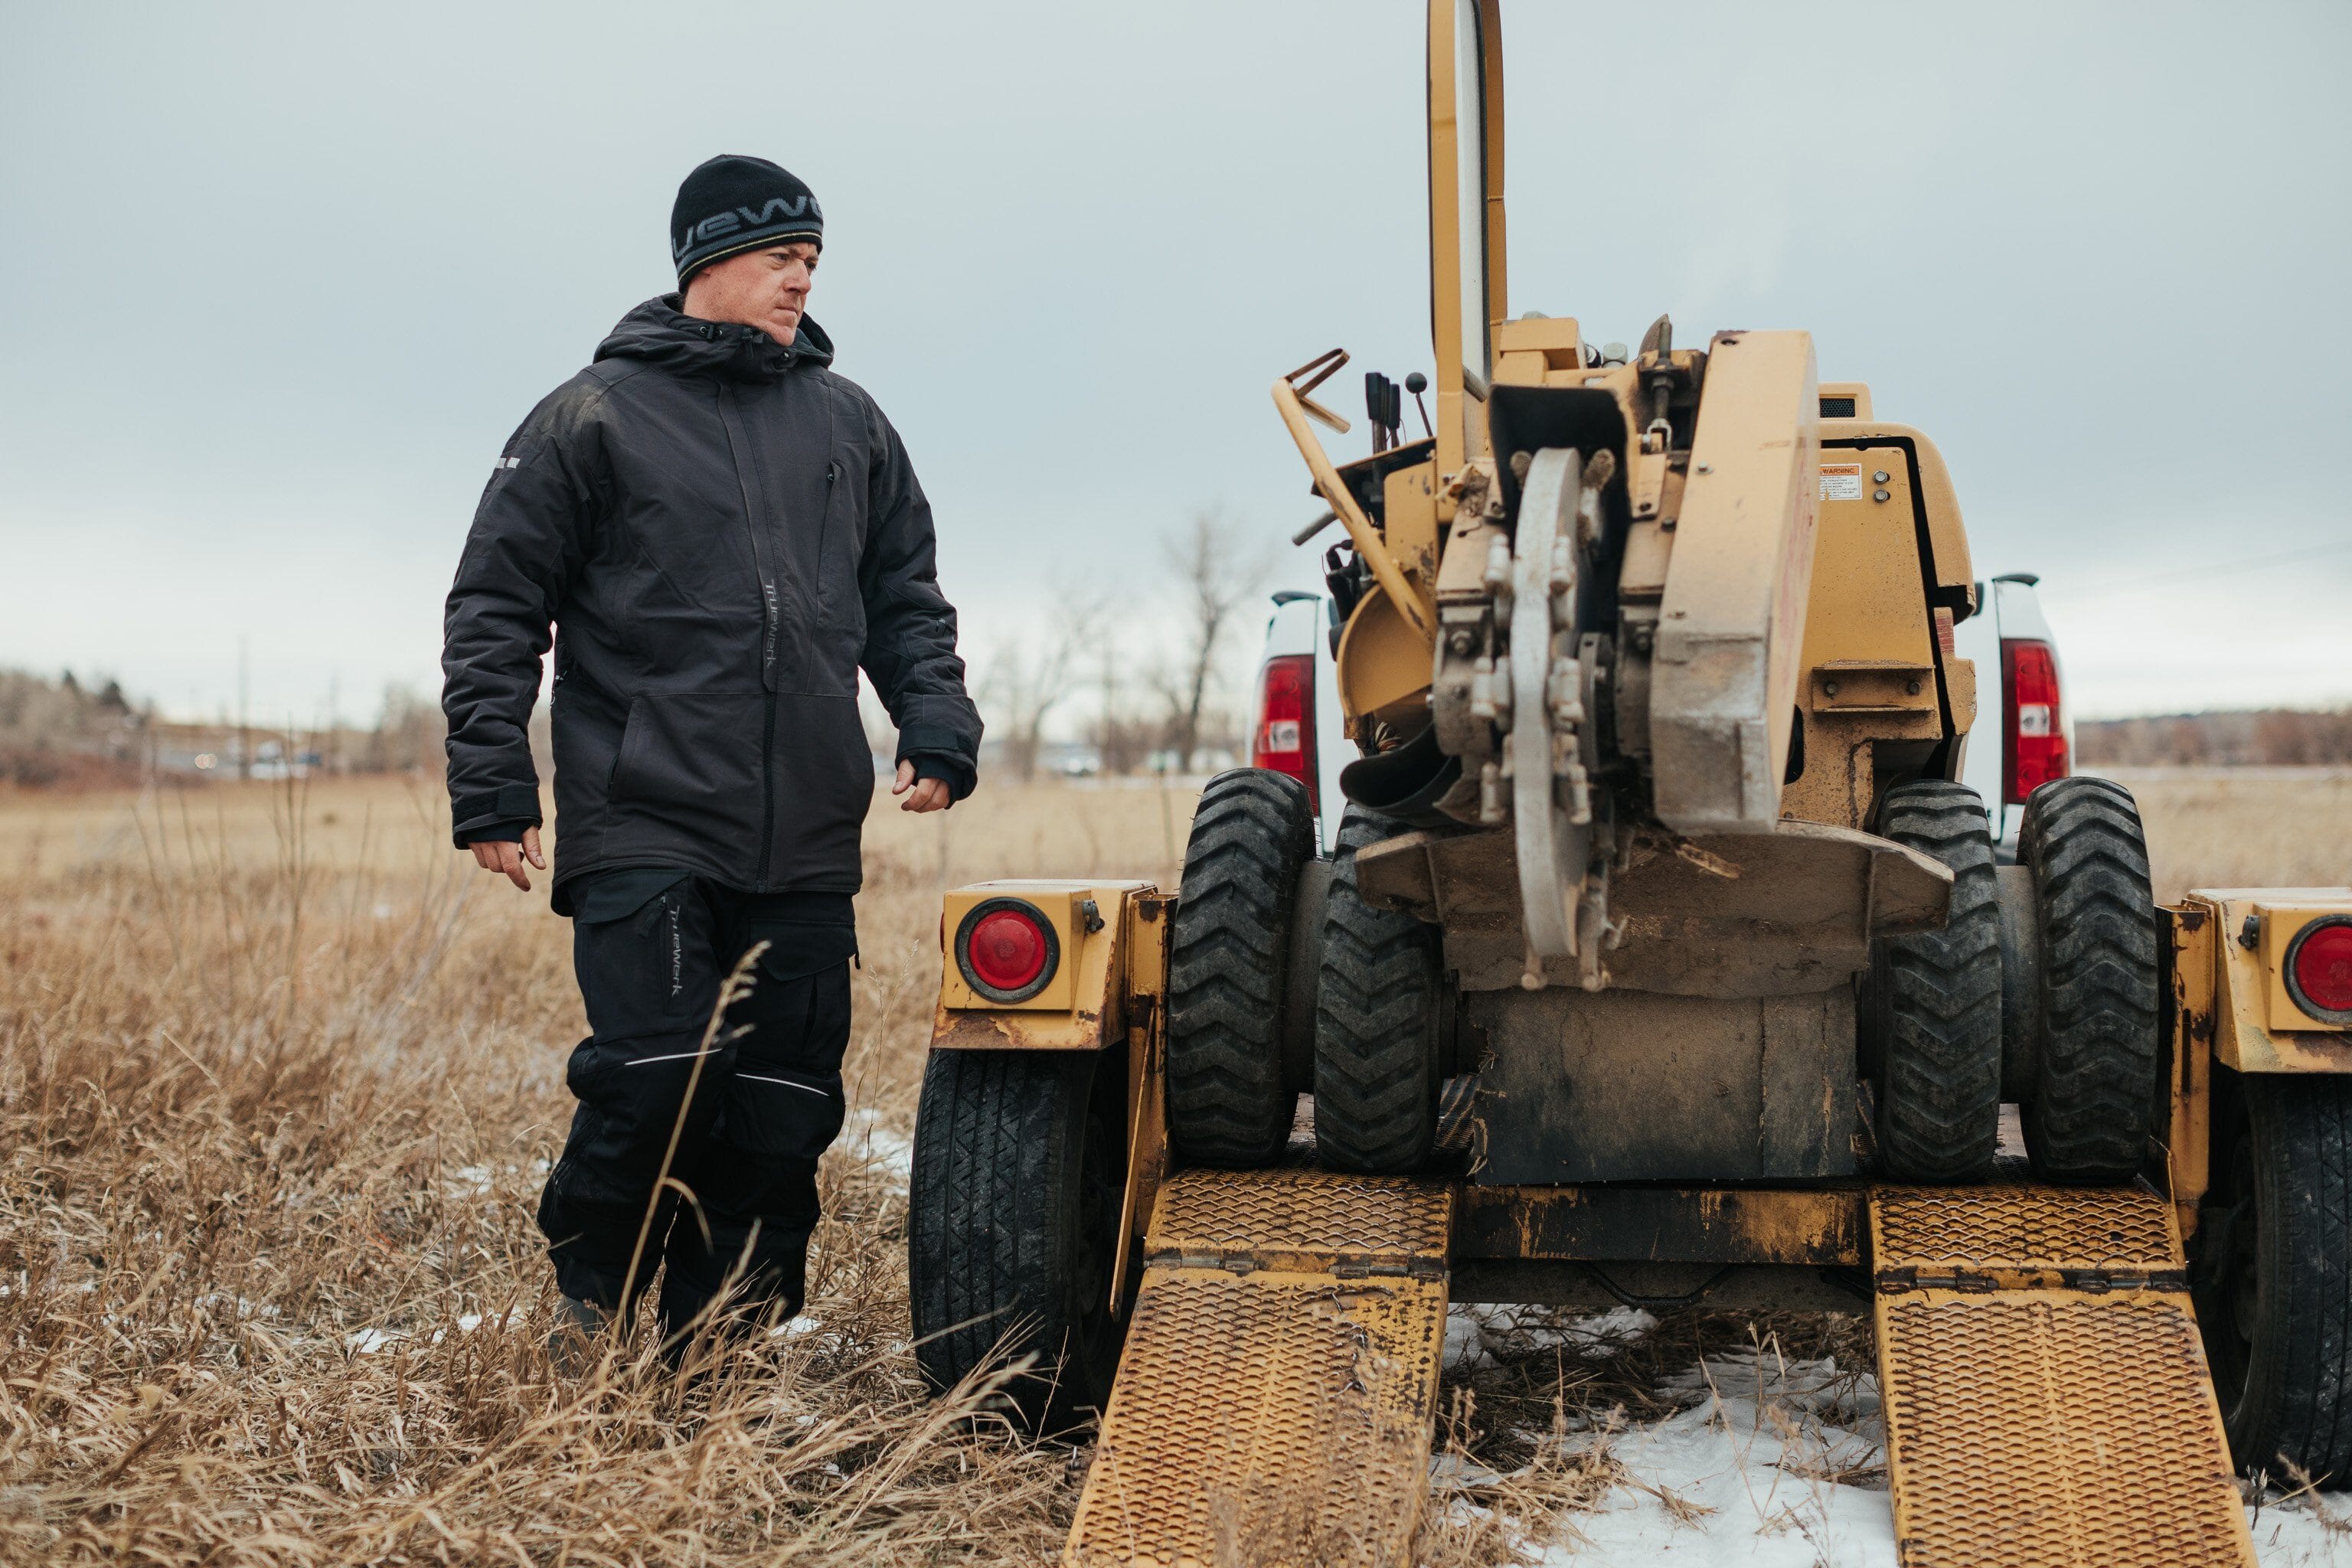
{"left": 671, "top": 155, "right": 823, "bottom": 286}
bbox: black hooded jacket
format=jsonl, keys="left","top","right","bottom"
{"left": 442, "top": 296, "right": 982, "bottom": 913}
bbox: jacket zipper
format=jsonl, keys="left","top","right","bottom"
{"left": 715, "top": 380, "right": 782, "bottom": 889}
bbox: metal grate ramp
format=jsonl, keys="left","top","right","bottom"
{"left": 1870, "top": 1183, "right": 2254, "bottom": 1568}
{"left": 1066, "top": 1169, "right": 1452, "bottom": 1568}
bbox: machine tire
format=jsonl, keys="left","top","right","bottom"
{"left": 1165, "top": 769, "right": 1315, "bottom": 1166}
{"left": 909, "top": 1046, "right": 1127, "bottom": 1433}
{"left": 1313, "top": 806, "right": 1445, "bottom": 1174}
{"left": 1865, "top": 779, "right": 2004, "bottom": 1182}
{"left": 2017, "top": 776, "right": 2162, "bottom": 1184}
{"left": 2195, "top": 1076, "right": 2352, "bottom": 1485}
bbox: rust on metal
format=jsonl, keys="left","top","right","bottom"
{"left": 1878, "top": 1291, "right": 2252, "bottom": 1567}
{"left": 1067, "top": 1171, "right": 1453, "bottom": 1568}
{"left": 1145, "top": 1168, "right": 1452, "bottom": 1276}
{"left": 1454, "top": 1182, "right": 1864, "bottom": 1265}
{"left": 1870, "top": 1183, "right": 2182, "bottom": 1290}
{"left": 1872, "top": 1184, "right": 2253, "bottom": 1567}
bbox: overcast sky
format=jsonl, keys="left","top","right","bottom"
{"left": 2, "top": 1, "right": 2347, "bottom": 728}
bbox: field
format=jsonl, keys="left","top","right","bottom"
{"left": 2, "top": 768, "right": 2349, "bottom": 1566}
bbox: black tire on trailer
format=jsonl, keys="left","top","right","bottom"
{"left": 1165, "top": 769, "right": 1315, "bottom": 1166}
{"left": 1313, "top": 806, "right": 1446, "bottom": 1174}
{"left": 908, "top": 1046, "right": 1127, "bottom": 1433}
{"left": 1864, "top": 779, "right": 2004, "bottom": 1182}
{"left": 2194, "top": 1075, "right": 2352, "bottom": 1486}
{"left": 2017, "top": 776, "right": 2163, "bottom": 1184}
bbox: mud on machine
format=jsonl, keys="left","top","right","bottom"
{"left": 906, "top": 5, "right": 2352, "bottom": 1563}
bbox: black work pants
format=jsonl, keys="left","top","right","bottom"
{"left": 535, "top": 873, "right": 854, "bottom": 1334}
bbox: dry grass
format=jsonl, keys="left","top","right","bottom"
{"left": 0, "top": 774, "right": 1188, "bottom": 1566}
{"left": 2102, "top": 766, "right": 2352, "bottom": 902}
{"left": 2, "top": 763, "right": 2341, "bottom": 1565}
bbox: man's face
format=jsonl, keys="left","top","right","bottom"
{"left": 681, "top": 242, "right": 818, "bottom": 346}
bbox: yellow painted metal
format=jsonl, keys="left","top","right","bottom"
{"left": 1148, "top": 1167, "right": 1453, "bottom": 1269}
{"left": 2253, "top": 894, "right": 2352, "bottom": 1034}
{"left": 1650, "top": 329, "right": 1820, "bottom": 835}
{"left": 1870, "top": 1182, "right": 2181, "bottom": 1289}
{"left": 1111, "top": 893, "right": 1173, "bottom": 1313}
{"left": 2167, "top": 901, "right": 2219, "bottom": 1241}
{"left": 1425, "top": 0, "right": 1508, "bottom": 485}
{"left": 1067, "top": 1171, "right": 1452, "bottom": 1568}
{"left": 1818, "top": 421, "right": 1977, "bottom": 612}
{"left": 1782, "top": 420, "right": 1983, "bottom": 828}
{"left": 1381, "top": 460, "right": 1442, "bottom": 591}
{"left": 1491, "top": 313, "right": 1583, "bottom": 383}
{"left": 2179, "top": 889, "right": 2352, "bottom": 1071}
{"left": 933, "top": 880, "right": 1152, "bottom": 1047}
{"left": 1272, "top": 377, "right": 1433, "bottom": 648}
{"left": 1334, "top": 588, "right": 1434, "bottom": 724}
{"left": 1872, "top": 1184, "right": 2254, "bottom": 1567}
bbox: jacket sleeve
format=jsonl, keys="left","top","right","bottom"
{"left": 441, "top": 390, "right": 598, "bottom": 846}
{"left": 857, "top": 400, "right": 984, "bottom": 799}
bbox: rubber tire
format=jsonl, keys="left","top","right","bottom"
{"left": 2197, "top": 1076, "right": 2352, "bottom": 1485}
{"left": 1165, "top": 769, "right": 1315, "bottom": 1167}
{"left": 2017, "top": 776, "right": 2162, "bottom": 1184}
{"left": 1313, "top": 806, "right": 1445, "bottom": 1174}
{"left": 1864, "top": 779, "right": 2004, "bottom": 1182}
{"left": 909, "top": 1047, "right": 1127, "bottom": 1433}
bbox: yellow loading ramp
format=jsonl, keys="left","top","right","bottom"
{"left": 1066, "top": 1169, "right": 1452, "bottom": 1568}
{"left": 1871, "top": 1182, "right": 2255, "bottom": 1567}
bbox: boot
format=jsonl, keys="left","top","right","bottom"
{"left": 547, "top": 1293, "right": 611, "bottom": 1379}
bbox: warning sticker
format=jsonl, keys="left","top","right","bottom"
{"left": 1819, "top": 463, "right": 1864, "bottom": 501}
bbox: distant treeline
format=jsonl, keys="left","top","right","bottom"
{"left": 2079, "top": 708, "right": 2352, "bottom": 767}
{"left": 0, "top": 668, "right": 467, "bottom": 789}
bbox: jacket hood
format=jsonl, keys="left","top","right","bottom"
{"left": 593, "top": 295, "right": 835, "bottom": 381}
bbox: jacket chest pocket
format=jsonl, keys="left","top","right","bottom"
{"left": 815, "top": 450, "right": 867, "bottom": 610}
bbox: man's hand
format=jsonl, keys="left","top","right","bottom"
{"left": 893, "top": 761, "right": 952, "bottom": 814}
{"left": 469, "top": 825, "right": 546, "bottom": 890}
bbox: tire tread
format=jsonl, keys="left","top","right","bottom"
{"left": 1869, "top": 779, "right": 2004, "bottom": 1181}
{"left": 1165, "top": 769, "right": 1315, "bottom": 1166}
{"left": 1312, "top": 808, "right": 1442, "bottom": 1174}
{"left": 2019, "top": 776, "right": 2161, "bottom": 1184}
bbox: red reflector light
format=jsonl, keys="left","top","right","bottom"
{"left": 2287, "top": 918, "right": 2352, "bottom": 1023}
{"left": 2002, "top": 638, "right": 2069, "bottom": 805}
{"left": 1251, "top": 652, "right": 1318, "bottom": 814}
{"left": 954, "top": 898, "right": 1060, "bottom": 1002}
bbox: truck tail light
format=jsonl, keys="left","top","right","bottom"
{"left": 2002, "top": 637, "right": 2069, "bottom": 805}
{"left": 1250, "top": 652, "right": 1319, "bottom": 815}
{"left": 954, "top": 897, "right": 1060, "bottom": 1003}
{"left": 2287, "top": 916, "right": 2352, "bottom": 1024}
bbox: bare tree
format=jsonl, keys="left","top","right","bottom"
{"left": 979, "top": 592, "right": 1104, "bottom": 782}
{"left": 1156, "top": 508, "right": 1272, "bottom": 773}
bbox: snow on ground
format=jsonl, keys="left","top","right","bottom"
{"left": 841, "top": 1106, "right": 913, "bottom": 1186}
{"left": 1441, "top": 1305, "right": 2352, "bottom": 1566}
{"left": 347, "top": 1308, "right": 527, "bottom": 1354}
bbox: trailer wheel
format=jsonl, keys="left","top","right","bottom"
{"left": 1865, "top": 779, "right": 2004, "bottom": 1182}
{"left": 2017, "top": 776, "right": 2162, "bottom": 1184}
{"left": 1165, "top": 769, "right": 1315, "bottom": 1166}
{"left": 2195, "top": 1076, "right": 2352, "bottom": 1485}
{"left": 909, "top": 1047, "right": 1127, "bottom": 1433}
{"left": 1313, "top": 806, "right": 1445, "bottom": 1174}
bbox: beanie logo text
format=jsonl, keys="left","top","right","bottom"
{"left": 671, "top": 195, "right": 824, "bottom": 262}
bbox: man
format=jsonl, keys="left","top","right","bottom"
{"left": 442, "top": 153, "right": 982, "bottom": 1347}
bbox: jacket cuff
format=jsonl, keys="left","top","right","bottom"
{"left": 895, "top": 735, "right": 977, "bottom": 804}
{"left": 456, "top": 816, "right": 541, "bottom": 848}
{"left": 894, "top": 722, "right": 976, "bottom": 764}
{"left": 451, "top": 786, "right": 544, "bottom": 848}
